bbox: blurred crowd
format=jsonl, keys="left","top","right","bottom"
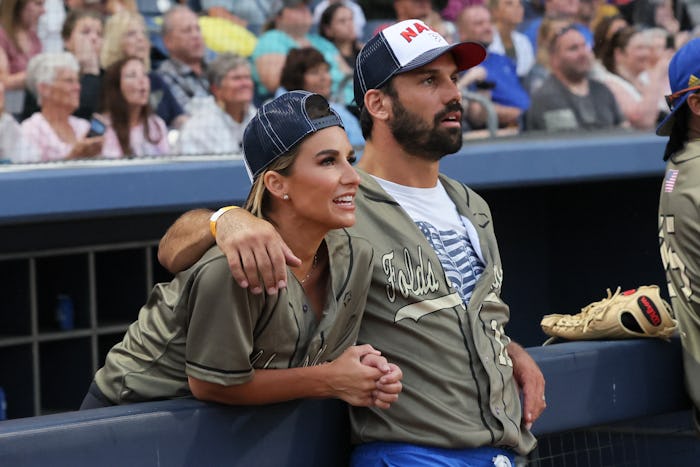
{"left": 0, "top": 0, "right": 696, "bottom": 162}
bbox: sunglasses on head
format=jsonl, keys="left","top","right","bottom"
{"left": 665, "top": 85, "right": 700, "bottom": 110}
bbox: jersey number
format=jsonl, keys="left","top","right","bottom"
{"left": 491, "top": 320, "right": 513, "bottom": 367}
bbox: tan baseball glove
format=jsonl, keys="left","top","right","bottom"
{"left": 541, "top": 285, "right": 678, "bottom": 345}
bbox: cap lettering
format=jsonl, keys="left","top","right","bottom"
{"left": 399, "top": 22, "right": 435, "bottom": 43}
{"left": 400, "top": 27, "right": 418, "bottom": 42}
{"left": 414, "top": 22, "right": 429, "bottom": 33}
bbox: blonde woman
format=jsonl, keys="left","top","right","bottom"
{"left": 101, "top": 10, "right": 185, "bottom": 128}
{"left": 81, "top": 91, "right": 402, "bottom": 409}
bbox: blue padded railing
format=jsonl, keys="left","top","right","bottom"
{"left": 0, "top": 339, "right": 690, "bottom": 467}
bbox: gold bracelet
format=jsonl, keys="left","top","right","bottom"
{"left": 209, "top": 206, "right": 239, "bottom": 239}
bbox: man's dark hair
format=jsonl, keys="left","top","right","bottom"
{"left": 359, "top": 79, "right": 397, "bottom": 139}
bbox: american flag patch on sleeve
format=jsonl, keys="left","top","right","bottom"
{"left": 665, "top": 169, "right": 679, "bottom": 193}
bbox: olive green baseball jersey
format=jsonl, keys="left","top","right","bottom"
{"left": 349, "top": 171, "right": 537, "bottom": 455}
{"left": 95, "top": 229, "right": 373, "bottom": 404}
{"left": 658, "top": 140, "right": 700, "bottom": 430}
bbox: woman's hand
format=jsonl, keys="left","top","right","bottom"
{"left": 68, "top": 136, "right": 104, "bottom": 159}
{"left": 326, "top": 345, "right": 390, "bottom": 407}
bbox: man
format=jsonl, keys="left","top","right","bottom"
{"left": 176, "top": 53, "right": 256, "bottom": 156}
{"left": 521, "top": 0, "right": 593, "bottom": 51}
{"left": 456, "top": 4, "right": 530, "bottom": 128}
{"left": 156, "top": 5, "right": 210, "bottom": 114}
{"left": 657, "top": 37, "right": 700, "bottom": 434}
{"left": 526, "top": 26, "right": 625, "bottom": 132}
{"left": 158, "top": 19, "right": 545, "bottom": 465}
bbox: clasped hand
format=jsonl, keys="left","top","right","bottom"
{"left": 328, "top": 344, "right": 403, "bottom": 409}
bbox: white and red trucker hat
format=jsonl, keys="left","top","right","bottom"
{"left": 353, "top": 19, "right": 486, "bottom": 108}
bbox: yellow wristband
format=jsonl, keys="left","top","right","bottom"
{"left": 209, "top": 206, "right": 239, "bottom": 239}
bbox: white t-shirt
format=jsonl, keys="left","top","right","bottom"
{"left": 373, "top": 175, "right": 485, "bottom": 305}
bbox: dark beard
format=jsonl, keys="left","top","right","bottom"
{"left": 389, "top": 98, "right": 464, "bottom": 161}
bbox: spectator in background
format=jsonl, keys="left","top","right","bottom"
{"left": 600, "top": 25, "right": 669, "bottom": 131}
{"left": 18, "top": 52, "right": 103, "bottom": 162}
{"left": 61, "top": 9, "right": 103, "bottom": 120}
{"left": 617, "top": 0, "right": 693, "bottom": 35}
{"left": 456, "top": 3, "right": 530, "bottom": 128}
{"left": 0, "top": 82, "right": 25, "bottom": 160}
{"left": 522, "top": 16, "right": 569, "bottom": 94}
{"left": 576, "top": 0, "right": 595, "bottom": 30}
{"left": 101, "top": 11, "right": 186, "bottom": 129}
{"left": 645, "top": 27, "right": 676, "bottom": 69}
{"left": 278, "top": 47, "right": 364, "bottom": 147}
{"left": 521, "top": 0, "right": 593, "bottom": 51}
{"left": 591, "top": 13, "right": 628, "bottom": 80}
{"left": 373, "top": 0, "right": 450, "bottom": 37}
{"left": 313, "top": 0, "right": 367, "bottom": 39}
{"left": 199, "top": 0, "right": 276, "bottom": 34}
{"left": 98, "top": 57, "right": 169, "bottom": 157}
{"left": 0, "top": 0, "right": 45, "bottom": 116}
{"left": 526, "top": 26, "right": 625, "bottom": 131}
{"left": 250, "top": 0, "right": 352, "bottom": 106}
{"left": 319, "top": 2, "right": 364, "bottom": 70}
{"left": 177, "top": 53, "right": 256, "bottom": 155}
{"left": 20, "top": 9, "right": 105, "bottom": 121}
{"left": 488, "top": 0, "right": 535, "bottom": 78}
{"left": 441, "top": 0, "right": 484, "bottom": 22}
{"left": 38, "top": 0, "right": 65, "bottom": 53}
{"left": 157, "top": 5, "right": 211, "bottom": 114}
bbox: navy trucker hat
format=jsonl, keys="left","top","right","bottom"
{"left": 354, "top": 19, "right": 486, "bottom": 108}
{"left": 657, "top": 38, "right": 700, "bottom": 136}
{"left": 243, "top": 91, "right": 344, "bottom": 181}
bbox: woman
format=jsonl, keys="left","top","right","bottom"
{"left": 600, "top": 25, "right": 669, "bottom": 130}
{"left": 488, "top": 0, "right": 534, "bottom": 78}
{"left": 0, "top": 0, "right": 44, "bottom": 115}
{"left": 522, "top": 17, "right": 570, "bottom": 95}
{"left": 250, "top": 1, "right": 352, "bottom": 105}
{"left": 81, "top": 91, "right": 402, "bottom": 408}
{"left": 177, "top": 52, "right": 256, "bottom": 155}
{"left": 18, "top": 52, "right": 103, "bottom": 162}
{"left": 98, "top": 56, "right": 169, "bottom": 157}
{"left": 101, "top": 10, "right": 185, "bottom": 129}
{"left": 319, "top": 3, "right": 363, "bottom": 70}
{"left": 279, "top": 47, "right": 363, "bottom": 147}
{"left": 590, "top": 13, "right": 628, "bottom": 81}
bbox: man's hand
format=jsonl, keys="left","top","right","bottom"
{"left": 361, "top": 353, "right": 403, "bottom": 409}
{"left": 216, "top": 208, "right": 300, "bottom": 294}
{"left": 508, "top": 342, "right": 546, "bottom": 430}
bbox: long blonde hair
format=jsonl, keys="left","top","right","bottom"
{"left": 100, "top": 10, "right": 151, "bottom": 70}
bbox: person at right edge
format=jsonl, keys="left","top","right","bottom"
{"left": 158, "top": 19, "right": 546, "bottom": 466}
{"left": 657, "top": 37, "right": 700, "bottom": 435}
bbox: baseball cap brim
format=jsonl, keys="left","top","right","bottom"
{"left": 656, "top": 92, "right": 689, "bottom": 136}
{"left": 398, "top": 41, "right": 486, "bottom": 76}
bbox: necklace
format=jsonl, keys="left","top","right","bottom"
{"left": 300, "top": 254, "right": 318, "bottom": 285}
